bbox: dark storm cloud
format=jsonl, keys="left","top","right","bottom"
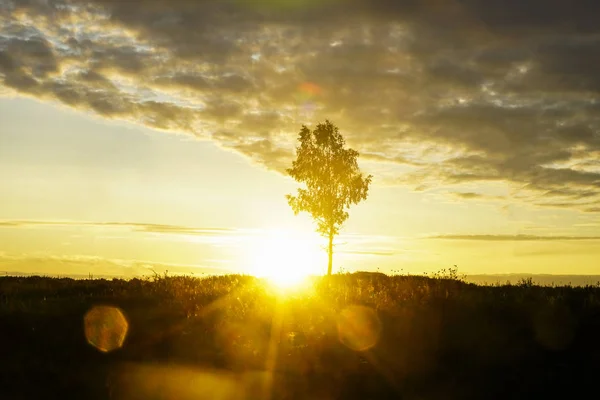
{"left": 0, "top": 36, "right": 58, "bottom": 77}
{"left": 2, "top": 0, "right": 600, "bottom": 210}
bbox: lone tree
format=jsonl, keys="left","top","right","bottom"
{"left": 287, "top": 120, "right": 372, "bottom": 275}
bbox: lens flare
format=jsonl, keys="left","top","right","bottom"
{"left": 337, "top": 305, "right": 381, "bottom": 352}
{"left": 84, "top": 305, "right": 129, "bottom": 353}
{"left": 294, "top": 82, "right": 322, "bottom": 119}
{"left": 298, "top": 82, "right": 322, "bottom": 96}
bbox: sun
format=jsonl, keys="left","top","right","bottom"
{"left": 248, "top": 231, "right": 324, "bottom": 289}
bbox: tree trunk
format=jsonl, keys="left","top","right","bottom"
{"left": 327, "top": 232, "right": 333, "bottom": 275}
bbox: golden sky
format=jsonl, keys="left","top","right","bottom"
{"left": 1, "top": 0, "right": 600, "bottom": 277}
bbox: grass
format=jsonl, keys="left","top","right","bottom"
{"left": 2, "top": 272, "right": 600, "bottom": 399}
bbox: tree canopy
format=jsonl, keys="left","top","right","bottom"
{"left": 287, "top": 120, "right": 372, "bottom": 275}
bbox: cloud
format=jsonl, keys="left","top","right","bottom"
{"left": 2, "top": 0, "right": 600, "bottom": 208}
{"left": 0, "top": 253, "right": 226, "bottom": 277}
{"left": 341, "top": 250, "right": 395, "bottom": 257}
{"left": 429, "top": 234, "right": 600, "bottom": 241}
{"left": 0, "top": 221, "right": 23, "bottom": 227}
{"left": 98, "top": 222, "right": 236, "bottom": 236}
{"left": 0, "top": 220, "right": 237, "bottom": 236}
{"left": 450, "top": 192, "right": 505, "bottom": 201}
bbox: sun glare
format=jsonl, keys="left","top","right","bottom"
{"left": 249, "top": 231, "right": 324, "bottom": 289}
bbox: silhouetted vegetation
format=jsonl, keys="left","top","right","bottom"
{"left": 2, "top": 273, "right": 600, "bottom": 399}
{"left": 287, "top": 120, "right": 372, "bottom": 275}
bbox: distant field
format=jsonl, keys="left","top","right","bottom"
{"left": 465, "top": 274, "right": 600, "bottom": 287}
{"left": 2, "top": 273, "right": 600, "bottom": 399}
{"left": 5, "top": 271, "right": 600, "bottom": 287}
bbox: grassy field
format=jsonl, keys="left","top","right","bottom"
{"left": 2, "top": 272, "right": 600, "bottom": 399}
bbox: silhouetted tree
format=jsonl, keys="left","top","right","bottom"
{"left": 287, "top": 120, "right": 372, "bottom": 275}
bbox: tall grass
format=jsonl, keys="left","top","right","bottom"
{"left": 1, "top": 272, "right": 600, "bottom": 399}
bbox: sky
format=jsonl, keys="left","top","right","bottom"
{"left": 1, "top": 0, "right": 600, "bottom": 278}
